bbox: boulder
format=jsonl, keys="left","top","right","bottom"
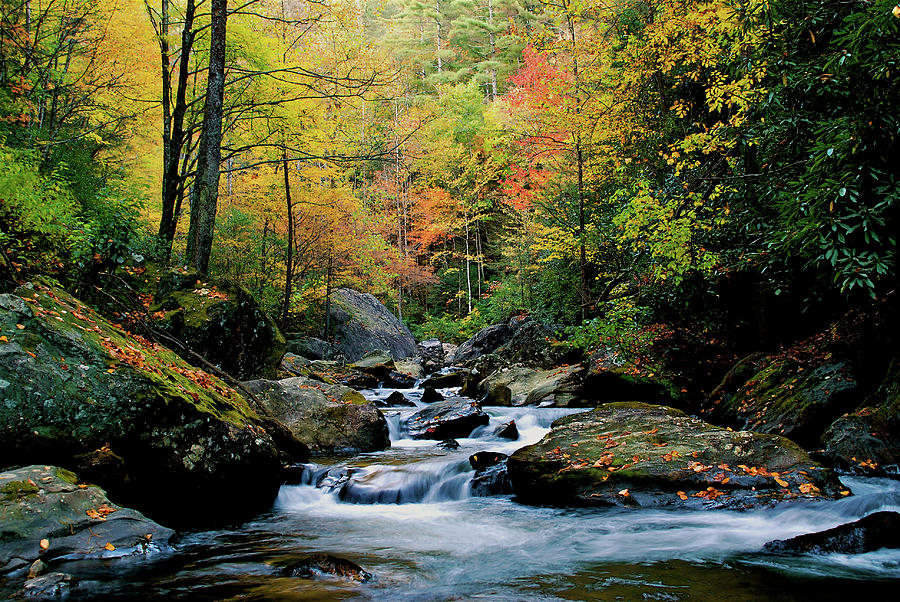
{"left": 328, "top": 288, "right": 416, "bottom": 362}
{"left": 480, "top": 365, "right": 585, "bottom": 407}
{"left": 150, "top": 271, "right": 285, "bottom": 380}
{"left": 244, "top": 377, "right": 389, "bottom": 454}
{"left": 469, "top": 452, "right": 511, "bottom": 497}
{"left": 22, "top": 572, "right": 81, "bottom": 599}
{"left": 281, "top": 554, "right": 373, "bottom": 583}
{"left": 301, "top": 360, "right": 380, "bottom": 390}
{"left": 279, "top": 353, "right": 311, "bottom": 376}
{"left": 469, "top": 451, "right": 508, "bottom": 472}
{"left": 383, "top": 371, "right": 417, "bottom": 389}
{"left": 451, "top": 322, "right": 515, "bottom": 365}
{"left": 379, "top": 391, "right": 416, "bottom": 408}
{"left": 703, "top": 356, "right": 859, "bottom": 448}
{"left": 349, "top": 350, "right": 396, "bottom": 376}
{"left": 394, "top": 359, "right": 425, "bottom": 381}
{"left": 1, "top": 465, "right": 174, "bottom": 575}
{"left": 421, "top": 386, "right": 445, "bottom": 403}
{"left": 0, "top": 284, "right": 302, "bottom": 527}
{"left": 436, "top": 439, "right": 460, "bottom": 450}
{"left": 405, "top": 398, "right": 490, "bottom": 440}
{"left": 507, "top": 402, "right": 842, "bottom": 509}
{"left": 285, "top": 336, "right": 333, "bottom": 361}
{"left": 820, "top": 361, "right": 900, "bottom": 476}
{"left": 583, "top": 348, "right": 682, "bottom": 406}
{"left": 422, "top": 371, "right": 468, "bottom": 390}
{"left": 493, "top": 420, "right": 519, "bottom": 440}
{"left": 418, "top": 338, "right": 447, "bottom": 373}
{"left": 496, "top": 320, "right": 580, "bottom": 369}
{"left": 763, "top": 511, "right": 900, "bottom": 554}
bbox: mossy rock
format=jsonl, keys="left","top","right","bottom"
{"left": 243, "top": 377, "right": 389, "bottom": 454}
{"left": 150, "top": 270, "right": 285, "bottom": 380}
{"left": 0, "top": 283, "right": 303, "bottom": 527}
{"left": 0, "top": 465, "right": 174, "bottom": 574}
{"left": 703, "top": 355, "right": 859, "bottom": 449}
{"left": 507, "top": 402, "right": 842, "bottom": 509}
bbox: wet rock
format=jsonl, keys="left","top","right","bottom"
{"left": 244, "top": 377, "right": 389, "bottom": 454}
{"left": 421, "top": 386, "right": 445, "bottom": 403}
{"left": 0, "top": 284, "right": 300, "bottom": 527}
{"left": 380, "top": 391, "right": 416, "bottom": 408}
{"left": 507, "top": 402, "right": 842, "bottom": 509}
{"left": 469, "top": 451, "right": 508, "bottom": 472}
{"left": 437, "top": 439, "right": 460, "bottom": 450}
{"left": 383, "top": 371, "right": 417, "bottom": 389}
{"left": 301, "top": 360, "right": 380, "bottom": 390}
{"left": 422, "top": 371, "right": 468, "bottom": 390}
{"left": 285, "top": 336, "right": 333, "bottom": 361}
{"left": 151, "top": 271, "right": 285, "bottom": 379}
{"left": 703, "top": 356, "right": 859, "bottom": 448}
{"left": 329, "top": 288, "right": 416, "bottom": 362}
{"left": 405, "top": 398, "right": 490, "bottom": 440}
{"left": 1, "top": 466, "right": 173, "bottom": 575}
{"left": 282, "top": 554, "right": 373, "bottom": 583}
{"left": 471, "top": 462, "right": 513, "bottom": 497}
{"left": 763, "top": 511, "right": 900, "bottom": 554}
{"left": 494, "top": 420, "right": 519, "bottom": 440}
{"left": 22, "top": 572, "right": 79, "bottom": 599}
{"left": 480, "top": 365, "right": 585, "bottom": 407}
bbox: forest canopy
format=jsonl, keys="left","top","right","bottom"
{"left": 1, "top": 0, "right": 897, "bottom": 348}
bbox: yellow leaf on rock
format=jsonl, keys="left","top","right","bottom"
{"left": 39, "top": 539, "right": 50, "bottom": 551}
{"left": 774, "top": 477, "right": 789, "bottom": 488}
{"left": 105, "top": 543, "right": 116, "bottom": 551}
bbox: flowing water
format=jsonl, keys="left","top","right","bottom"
{"left": 8, "top": 383, "right": 900, "bottom": 600}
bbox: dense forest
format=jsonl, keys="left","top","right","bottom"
{"left": 2, "top": 0, "right": 900, "bottom": 597}
{"left": 3, "top": 0, "right": 896, "bottom": 345}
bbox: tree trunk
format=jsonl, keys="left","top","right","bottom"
{"left": 280, "top": 153, "right": 294, "bottom": 326}
{"left": 186, "top": 0, "right": 228, "bottom": 274}
{"left": 324, "top": 252, "right": 333, "bottom": 341}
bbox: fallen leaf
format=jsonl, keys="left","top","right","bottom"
{"left": 618, "top": 489, "right": 629, "bottom": 497}
{"left": 15, "top": 324, "right": 25, "bottom": 330}
{"left": 0, "top": 336, "right": 8, "bottom": 343}
{"left": 105, "top": 542, "right": 116, "bottom": 551}
{"left": 676, "top": 491, "right": 688, "bottom": 500}
{"left": 39, "top": 539, "right": 50, "bottom": 551}
{"left": 774, "top": 477, "right": 789, "bottom": 488}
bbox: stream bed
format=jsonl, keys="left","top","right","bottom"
{"left": 7, "top": 384, "right": 900, "bottom": 600}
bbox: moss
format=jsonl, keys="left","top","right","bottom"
{"left": 54, "top": 468, "right": 79, "bottom": 485}
{"left": 1, "top": 480, "right": 39, "bottom": 500}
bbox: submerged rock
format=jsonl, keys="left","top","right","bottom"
{"left": 469, "top": 452, "right": 511, "bottom": 497}
{"left": 0, "top": 284, "right": 301, "bottom": 527}
{"left": 763, "top": 511, "right": 900, "bottom": 554}
{"left": 244, "top": 377, "right": 389, "bottom": 454}
{"left": 437, "top": 439, "right": 460, "bottom": 450}
{"left": 281, "top": 554, "right": 373, "bottom": 583}
{"left": 493, "top": 420, "right": 519, "bottom": 440}
{"left": 0, "top": 465, "right": 173, "bottom": 575}
{"left": 329, "top": 288, "right": 416, "bottom": 362}
{"left": 405, "top": 398, "right": 490, "bottom": 440}
{"left": 22, "top": 572, "right": 80, "bottom": 599}
{"left": 507, "top": 402, "right": 841, "bottom": 509}
{"left": 151, "top": 271, "right": 285, "bottom": 379}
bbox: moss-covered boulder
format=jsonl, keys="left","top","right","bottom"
{"left": 404, "top": 398, "right": 489, "bottom": 439}
{"left": 820, "top": 360, "right": 900, "bottom": 475}
{"left": 243, "top": 377, "right": 389, "bottom": 454}
{"left": 1, "top": 465, "right": 174, "bottom": 575}
{"left": 329, "top": 288, "right": 416, "bottom": 362}
{"left": 151, "top": 270, "right": 285, "bottom": 379}
{"left": 582, "top": 348, "right": 683, "bottom": 407}
{"left": 0, "top": 283, "right": 303, "bottom": 527}
{"left": 507, "top": 402, "right": 842, "bottom": 509}
{"left": 703, "top": 355, "right": 860, "bottom": 448}
{"left": 480, "top": 365, "right": 585, "bottom": 407}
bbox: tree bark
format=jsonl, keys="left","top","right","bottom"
{"left": 186, "top": 0, "right": 228, "bottom": 274}
{"left": 280, "top": 153, "right": 294, "bottom": 326}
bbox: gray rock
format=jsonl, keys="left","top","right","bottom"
{"left": 764, "top": 511, "right": 900, "bottom": 554}
{"left": 329, "top": 288, "right": 416, "bottom": 362}
{"left": 286, "top": 336, "right": 333, "bottom": 360}
{"left": 244, "top": 377, "right": 389, "bottom": 454}
{"left": 405, "top": 398, "right": 489, "bottom": 440}
{"left": 1, "top": 465, "right": 173, "bottom": 575}
{"left": 480, "top": 365, "right": 585, "bottom": 407}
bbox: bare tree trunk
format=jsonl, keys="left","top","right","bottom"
{"left": 464, "top": 211, "right": 472, "bottom": 313}
{"left": 280, "top": 152, "right": 294, "bottom": 326}
{"left": 186, "top": 0, "right": 228, "bottom": 274}
{"left": 324, "top": 252, "right": 333, "bottom": 341}
{"left": 488, "top": 0, "right": 497, "bottom": 100}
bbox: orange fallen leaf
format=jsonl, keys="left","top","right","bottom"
{"left": 840, "top": 490, "right": 851, "bottom": 496}
{"left": 0, "top": 336, "right": 8, "bottom": 343}
{"left": 39, "top": 539, "right": 50, "bottom": 551}
{"left": 676, "top": 491, "right": 688, "bottom": 500}
{"left": 618, "top": 489, "right": 629, "bottom": 497}
{"left": 15, "top": 324, "right": 25, "bottom": 330}
{"left": 774, "top": 477, "right": 789, "bottom": 488}
{"left": 105, "top": 542, "right": 116, "bottom": 551}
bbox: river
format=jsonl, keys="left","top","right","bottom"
{"left": 16, "top": 383, "right": 900, "bottom": 600}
